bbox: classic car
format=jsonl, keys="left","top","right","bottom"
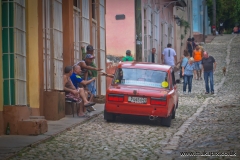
{"left": 104, "top": 62, "right": 179, "bottom": 127}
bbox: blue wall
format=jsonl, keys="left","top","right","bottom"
{"left": 192, "top": 0, "right": 210, "bottom": 34}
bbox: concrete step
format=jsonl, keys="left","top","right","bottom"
{"left": 29, "top": 116, "right": 45, "bottom": 119}
{"left": 17, "top": 119, "right": 48, "bottom": 135}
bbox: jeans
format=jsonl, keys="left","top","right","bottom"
{"left": 183, "top": 75, "right": 193, "bottom": 92}
{"left": 204, "top": 71, "right": 214, "bottom": 93}
{"left": 87, "top": 77, "right": 96, "bottom": 96}
{"left": 180, "top": 67, "right": 183, "bottom": 78}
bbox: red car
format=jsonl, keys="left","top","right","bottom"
{"left": 104, "top": 62, "right": 179, "bottom": 127}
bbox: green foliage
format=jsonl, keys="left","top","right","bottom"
{"left": 207, "top": 0, "right": 240, "bottom": 31}
{"left": 181, "top": 34, "right": 185, "bottom": 40}
{"left": 180, "top": 19, "right": 190, "bottom": 35}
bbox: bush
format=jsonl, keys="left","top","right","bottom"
{"left": 224, "top": 29, "right": 232, "bottom": 34}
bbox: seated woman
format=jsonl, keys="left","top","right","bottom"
{"left": 63, "top": 66, "right": 95, "bottom": 117}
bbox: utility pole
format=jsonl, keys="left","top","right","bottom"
{"left": 135, "top": 0, "right": 142, "bottom": 62}
{"left": 213, "top": 0, "right": 216, "bottom": 35}
{"left": 202, "top": 0, "right": 205, "bottom": 43}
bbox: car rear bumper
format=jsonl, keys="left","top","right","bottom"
{"left": 105, "top": 103, "right": 169, "bottom": 117}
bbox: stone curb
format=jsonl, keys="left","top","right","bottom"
{"left": 162, "top": 35, "right": 237, "bottom": 154}
{"left": 163, "top": 97, "right": 212, "bottom": 153}
{"left": 4, "top": 111, "right": 104, "bottom": 160}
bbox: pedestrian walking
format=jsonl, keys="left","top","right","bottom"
{"left": 179, "top": 50, "right": 190, "bottom": 83}
{"left": 193, "top": 45, "right": 204, "bottom": 80}
{"left": 186, "top": 38, "right": 193, "bottom": 57}
{"left": 191, "top": 37, "right": 196, "bottom": 50}
{"left": 219, "top": 21, "right": 224, "bottom": 35}
{"left": 182, "top": 57, "right": 195, "bottom": 94}
{"left": 202, "top": 51, "right": 217, "bottom": 94}
{"left": 122, "top": 50, "right": 134, "bottom": 62}
{"left": 161, "top": 43, "right": 177, "bottom": 68}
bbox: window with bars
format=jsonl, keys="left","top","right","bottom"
{"left": 82, "top": 0, "right": 90, "bottom": 47}
{"left": 73, "top": 0, "right": 82, "bottom": 63}
{"left": 73, "top": 0, "right": 79, "bottom": 8}
{"left": 153, "top": 11, "right": 159, "bottom": 63}
{"left": 2, "top": 0, "right": 27, "bottom": 105}
{"left": 161, "top": 23, "right": 164, "bottom": 53}
{"left": 99, "top": 0, "right": 106, "bottom": 95}
{"left": 92, "top": 0, "right": 96, "bottom": 20}
{"left": 42, "top": 0, "right": 63, "bottom": 91}
{"left": 143, "top": 6, "right": 152, "bottom": 62}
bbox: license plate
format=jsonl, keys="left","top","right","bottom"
{"left": 128, "top": 96, "right": 147, "bottom": 104}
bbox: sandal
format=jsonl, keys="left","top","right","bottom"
{"left": 77, "top": 114, "right": 86, "bottom": 118}
{"left": 84, "top": 102, "right": 96, "bottom": 107}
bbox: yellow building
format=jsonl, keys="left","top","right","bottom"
{"left": 0, "top": 0, "right": 106, "bottom": 135}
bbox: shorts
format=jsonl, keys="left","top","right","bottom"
{"left": 194, "top": 61, "right": 201, "bottom": 70}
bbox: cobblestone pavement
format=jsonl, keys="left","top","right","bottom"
{"left": 172, "top": 34, "right": 240, "bottom": 159}
{"left": 11, "top": 35, "right": 240, "bottom": 160}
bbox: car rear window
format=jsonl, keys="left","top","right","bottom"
{"left": 112, "top": 68, "right": 168, "bottom": 88}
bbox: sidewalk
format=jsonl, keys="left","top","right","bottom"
{"left": 0, "top": 104, "right": 104, "bottom": 160}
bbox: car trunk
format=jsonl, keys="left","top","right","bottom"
{"left": 105, "top": 85, "right": 170, "bottom": 117}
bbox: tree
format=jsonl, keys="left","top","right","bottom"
{"left": 207, "top": 0, "right": 240, "bottom": 32}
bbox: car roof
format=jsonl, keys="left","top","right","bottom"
{"left": 117, "top": 62, "right": 171, "bottom": 72}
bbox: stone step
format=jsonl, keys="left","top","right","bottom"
{"left": 17, "top": 119, "right": 48, "bottom": 135}
{"left": 29, "top": 116, "right": 45, "bottom": 119}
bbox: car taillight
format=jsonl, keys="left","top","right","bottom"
{"left": 108, "top": 94, "right": 124, "bottom": 102}
{"left": 150, "top": 97, "right": 167, "bottom": 105}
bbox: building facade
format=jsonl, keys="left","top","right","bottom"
{"left": 0, "top": 0, "right": 106, "bottom": 135}
{"left": 173, "top": 0, "right": 193, "bottom": 61}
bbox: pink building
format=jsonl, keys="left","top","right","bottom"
{"left": 106, "top": 0, "right": 191, "bottom": 88}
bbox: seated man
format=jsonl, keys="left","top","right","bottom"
{"left": 74, "top": 54, "right": 102, "bottom": 97}
{"left": 71, "top": 65, "right": 96, "bottom": 111}
{"left": 83, "top": 84, "right": 94, "bottom": 106}
{"left": 63, "top": 66, "right": 95, "bottom": 117}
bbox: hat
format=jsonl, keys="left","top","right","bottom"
{"left": 85, "top": 54, "right": 95, "bottom": 59}
{"left": 126, "top": 50, "right": 131, "bottom": 55}
{"left": 86, "top": 45, "right": 94, "bottom": 51}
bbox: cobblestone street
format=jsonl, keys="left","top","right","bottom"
{"left": 11, "top": 35, "right": 240, "bottom": 160}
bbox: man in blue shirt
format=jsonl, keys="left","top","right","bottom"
{"left": 71, "top": 65, "right": 96, "bottom": 111}
{"left": 71, "top": 65, "right": 96, "bottom": 89}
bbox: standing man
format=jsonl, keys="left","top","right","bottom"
{"left": 148, "top": 48, "right": 156, "bottom": 63}
{"left": 191, "top": 37, "right": 196, "bottom": 50}
{"left": 202, "top": 51, "right": 216, "bottom": 94}
{"left": 161, "top": 43, "right": 177, "bottom": 67}
{"left": 219, "top": 21, "right": 224, "bottom": 35}
{"left": 81, "top": 45, "right": 98, "bottom": 97}
{"left": 122, "top": 50, "right": 134, "bottom": 61}
{"left": 186, "top": 38, "right": 193, "bottom": 57}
